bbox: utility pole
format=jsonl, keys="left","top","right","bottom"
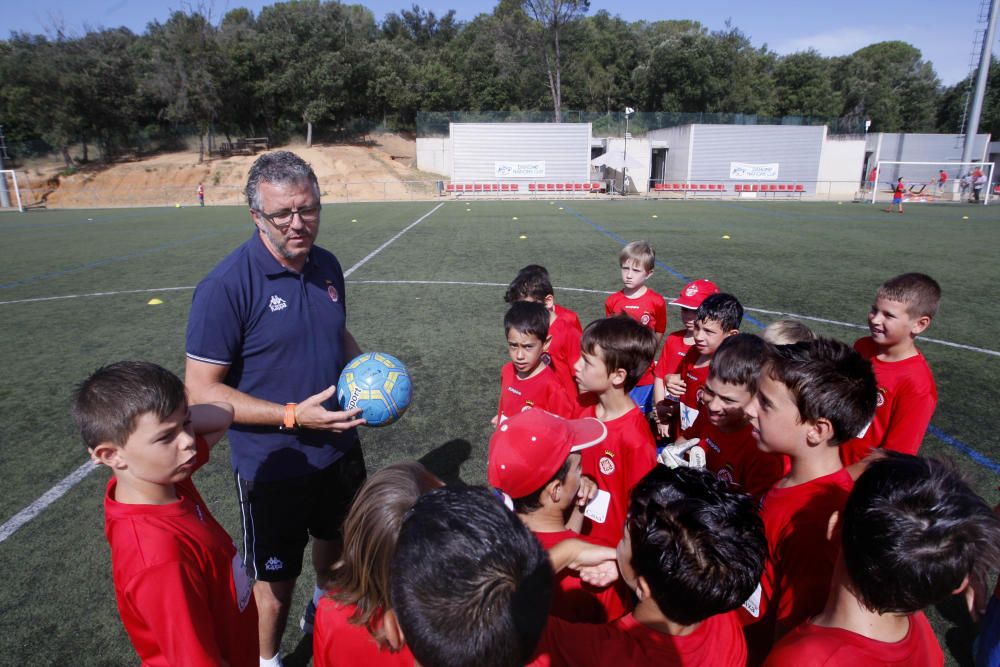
{"left": 622, "top": 107, "right": 634, "bottom": 195}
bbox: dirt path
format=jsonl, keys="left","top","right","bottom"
{"left": 14, "top": 134, "right": 436, "bottom": 209}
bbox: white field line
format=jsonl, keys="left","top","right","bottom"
{"left": 342, "top": 203, "right": 443, "bottom": 277}
{"left": 0, "top": 461, "right": 95, "bottom": 543}
{"left": 0, "top": 205, "right": 444, "bottom": 544}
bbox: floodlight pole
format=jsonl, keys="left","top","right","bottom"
{"left": 961, "top": 0, "right": 1000, "bottom": 171}
{"left": 622, "top": 107, "right": 634, "bottom": 196}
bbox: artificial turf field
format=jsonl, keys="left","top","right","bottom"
{"left": 0, "top": 197, "right": 997, "bottom": 665}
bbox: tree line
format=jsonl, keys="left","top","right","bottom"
{"left": 1, "top": 0, "right": 996, "bottom": 167}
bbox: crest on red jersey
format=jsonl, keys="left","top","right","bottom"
{"left": 599, "top": 456, "right": 615, "bottom": 475}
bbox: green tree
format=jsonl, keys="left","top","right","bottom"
{"left": 834, "top": 41, "right": 940, "bottom": 132}
{"left": 774, "top": 50, "right": 841, "bottom": 118}
{"left": 522, "top": 0, "right": 590, "bottom": 119}
{"left": 140, "top": 10, "right": 224, "bottom": 161}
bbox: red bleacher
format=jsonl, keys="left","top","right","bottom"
{"left": 445, "top": 182, "right": 604, "bottom": 195}
{"left": 734, "top": 183, "right": 805, "bottom": 195}
{"left": 653, "top": 183, "right": 727, "bottom": 192}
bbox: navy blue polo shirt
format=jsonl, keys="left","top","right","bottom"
{"left": 186, "top": 233, "right": 353, "bottom": 482}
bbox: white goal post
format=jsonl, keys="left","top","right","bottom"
{"left": 870, "top": 161, "right": 994, "bottom": 206}
{"left": 0, "top": 170, "right": 24, "bottom": 212}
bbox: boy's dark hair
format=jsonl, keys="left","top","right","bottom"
{"left": 512, "top": 456, "right": 573, "bottom": 514}
{"left": 72, "top": 361, "right": 186, "bottom": 449}
{"left": 695, "top": 293, "right": 743, "bottom": 331}
{"left": 504, "top": 301, "right": 550, "bottom": 341}
{"left": 709, "top": 333, "right": 767, "bottom": 393}
{"left": 876, "top": 272, "right": 941, "bottom": 319}
{"left": 764, "top": 338, "right": 877, "bottom": 445}
{"left": 391, "top": 486, "right": 553, "bottom": 667}
{"left": 580, "top": 315, "right": 657, "bottom": 392}
{"left": 626, "top": 465, "right": 766, "bottom": 625}
{"left": 504, "top": 265, "right": 553, "bottom": 303}
{"left": 842, "top": 452, "right": 1000, "bottom": 614}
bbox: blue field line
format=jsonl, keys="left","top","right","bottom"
{"left": 562, "top": 205, "right": 766, "bottom": 328}
{"left": 0, "top": 227, "right": 243, "bottom": 291}
{"left": 926, "top": 426, "right": 1000, "bottom": 475}
{"left": 563, "top": 204, "right": 1000, "bottom": 476}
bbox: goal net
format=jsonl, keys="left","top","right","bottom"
{"left": 870, "top": 161, "right": 994, "bottom": 205}
{"left": 0, "top": 170, "right": 24, "bottom": 212}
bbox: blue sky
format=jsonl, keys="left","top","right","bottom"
{"left": 2, "top": 0, "right": 993, "bottom": 85}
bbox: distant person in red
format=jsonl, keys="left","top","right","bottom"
{"left": 764, "top": 453, "right": 1000, "bottom": 667}
{"left": 197, "top": 182, "right": 205, "bottom": 207}
{"left": 313, "top": 461, "right": 442, "bottom": 667}
{"left": 867, "top": 167, "right": 877, "bottom": 192}
{"left": 937, "top": 169, "right": 947, "bottom": 195}
{"left": 884, "top": 177, "right": 904, "bottom": 214}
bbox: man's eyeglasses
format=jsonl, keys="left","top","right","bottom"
{"left": 254, "top": 204, "right": 322, "bottom": 231}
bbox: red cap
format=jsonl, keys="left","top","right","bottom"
{"left": 488, "top": 410, "right": 607, "bottom": 499}
{"left": 671, "top": 279, "right": 720, "bottom": 309}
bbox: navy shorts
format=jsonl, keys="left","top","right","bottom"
{"left": 235, "top": 443, "right": 367, "bottom": 582}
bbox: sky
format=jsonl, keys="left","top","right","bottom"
{"left": 1, "top": 0, "right": 995, "bottom": 86}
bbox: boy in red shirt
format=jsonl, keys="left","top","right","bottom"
{"left": 72, "top": 361, "right": 258, "bottom": 666}
{"left": 841, "top": 272, "right": 940, "bottom": 465}
{"left": 681, "top": 334, "right": 784, "bottom": 501}
{"left": 652, "top": 278, "right": 719, "bottom": 440}
{"left": 605, "top": 240, "right": 666, "bottom": 415}
{"left": 765, "top": 453, "right": 1000, "bottom": 667}
{"left": 741, "top": 339, "right": 877, "bottom": 664}
{"left": 495, "top": 300, "right": 576, "bottom": 425}
{"left": 574, "top": 315, "right": 658, "bottom": 547}
{"left": 667, "top": 293, "right": 742, "bottom": 441}
{"left": 505, "top": 264, "right": 584, "bottom": 404}
{"left": 530, "top": 465, "right": 768, "bottom": 667}
{"left": 488, "top": 409, "right": 631, "bottom": 623}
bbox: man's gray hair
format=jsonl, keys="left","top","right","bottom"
{"left": 245, "top": 151, "right": 321, "bottom": 210}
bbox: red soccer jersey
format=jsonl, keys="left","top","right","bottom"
{"left": 676, "top": 348, "right": 711, "bottom": 440}
{"left": 742, "top": 468, "right": 854, "bottom": 660}
{"left": 529, "top": 610, "right": 747, "bottom": 667}
{"left": 104, "top": 437, "right": 258, "bottom": 666}
{"left": 605, "top": 288, "right": 667, "bottom": 386}
{"left": 497, "top": 363, "right": 576, "bottom": 422}
{"left": 840, "top": 337, "right": 937, "bottom": 465}
{"left": 534, "top": 530, "right": 632, "bottom": 623}
{"left": 763, "top": 612, "right": 943, "bottom": 667}
{"left": 313, "top": 595, "right": 414, "bottom": 667}
{"left": 547, "top": 304, "right": 584, "bottom": 405}
{"left": 691, "top": 415, "right": 784, "bottom": 501}
{"left": 579, "top": 406, "right": 657, "bottom": 547}
{"left": 653, "top": 330, "right": 692, "bottom": 379}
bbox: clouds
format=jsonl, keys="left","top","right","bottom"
{"left": 774, "top": 26, "right": 882, "bottom": 57}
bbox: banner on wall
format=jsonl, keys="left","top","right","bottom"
{"left": 495, "top": 161, "right": 546, "bottom": 178}
{"left": 729, "top": 162, "right": 779, "bottom": 180}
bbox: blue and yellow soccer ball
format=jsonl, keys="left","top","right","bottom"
{"left": 337, "top": 352, "right": 412, "bottom": 427}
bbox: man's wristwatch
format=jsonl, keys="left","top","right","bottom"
{"left": 280, "top": 403, "right": 298, "bottom": 431}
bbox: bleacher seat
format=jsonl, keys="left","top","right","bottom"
{"left": 795, "top": 184, "right": 805, "bottom": 192}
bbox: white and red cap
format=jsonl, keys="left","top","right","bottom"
{"left": 671, "top": 279, "right": 720, "bottom": 310}
{"left": 488, "top": 410, "right": 607, "bottom": 499}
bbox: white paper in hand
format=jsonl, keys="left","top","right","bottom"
{"left": 679, "top": 401, "right": 698, "bottom": 431}
{"left": 584, "top": 489, "right": 611, "bottom": 524}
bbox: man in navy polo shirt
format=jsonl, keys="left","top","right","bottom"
{"left": 185, "top": 151, "right": 366, "bottom": 667}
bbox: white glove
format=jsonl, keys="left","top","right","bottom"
{"left": 657, "top": 438, "right": 706, "bottom": 469}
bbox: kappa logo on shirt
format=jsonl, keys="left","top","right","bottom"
{"left": 507, "top": 386, "right": 523, "bottom": 397}
{"left": 268, "top": 295, "right": 288, "bottom": 312}
{"left": 705, "top": 437, "right": 721, "bottom": 454}
{"left": 265, "top": 556, "right": 284, "bottom": 572}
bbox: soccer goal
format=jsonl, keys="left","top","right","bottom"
{"left": 871, "top": 161, "right": 994, "bottom": 205}
{"left": 0, "top": 170, "right": 24, "bottom": 212}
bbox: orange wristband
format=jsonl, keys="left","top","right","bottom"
{"left": 283, "top": 403, "right": 298, "bottom": 430}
